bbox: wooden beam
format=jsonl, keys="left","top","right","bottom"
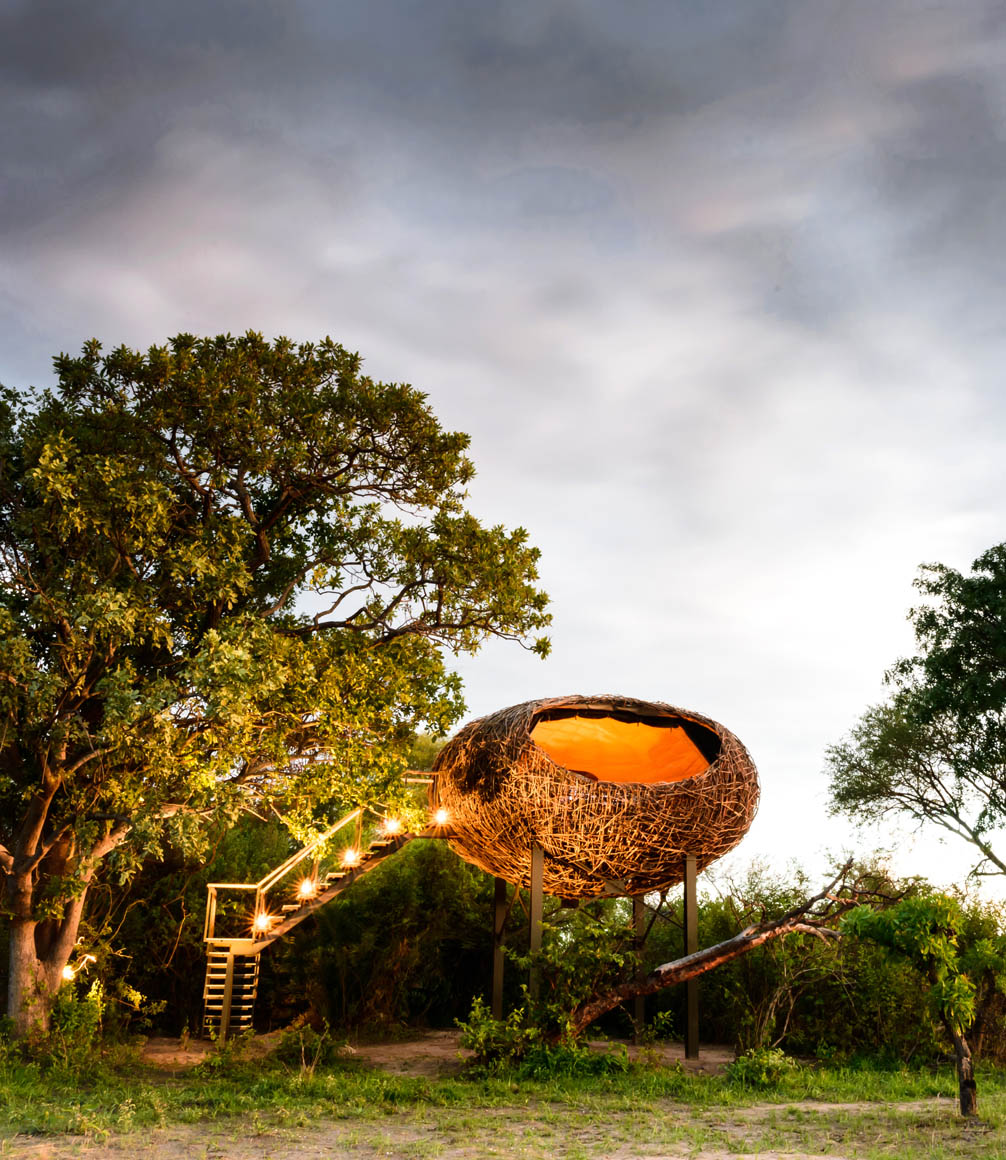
{"left": 683, "top": 854, "right": 699, "bottom": 1059}
{"left": 633, "top": 895, "right": 646, "bottom": 1041}
{"left": 492, "top": 876, "right": 508, "bottom": 1020}
{"left": 219, "top": 953, "right": 236, "bottom": 1045}
{"left": 528, "top": 844, "right": 544, "bottom": 1001}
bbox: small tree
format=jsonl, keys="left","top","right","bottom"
{"left": 0, "top": 333, "right": 550, "bottom": 1038}
{"left": 842, "top": 894, "right": 1006, "bottom": 1117}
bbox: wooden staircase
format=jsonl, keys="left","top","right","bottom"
{"left": 202, "top": 799, "right": 444, "bottom": 1040}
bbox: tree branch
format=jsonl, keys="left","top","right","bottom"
{"left": 566, "top": 860, "right": 855, "bottom": 1038}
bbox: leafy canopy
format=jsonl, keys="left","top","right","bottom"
{"left": 828, "top": 544, "right": 1006, "bottom": 877}
{"left": 0, "top": 333, "right": 550, "bottom": 891}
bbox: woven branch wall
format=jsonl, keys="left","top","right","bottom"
{"left": 433, "top": 694, "right": 759, "bottom": 898}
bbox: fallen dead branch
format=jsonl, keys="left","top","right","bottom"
{"left": 566, "top": 859, "right": 860, "bottom": 1037}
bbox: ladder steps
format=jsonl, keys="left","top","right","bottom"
{"left": 201, "top": 950, "right": 261, "bottom": 1038}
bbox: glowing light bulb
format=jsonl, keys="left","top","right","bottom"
{"left": 297, "top": 878, "right": 316, "bottom": 899}
{"left": 342, "top": 847, "right": 361, "bottom": 867}
{"left": 434, "top": 807, "right": 449, "bottom": 826}
{"left": 383, "top": 817, "right": 402, "bottom": 835}
{"left": 61, "top": 965, "right": 76, "bottom": 981}
{"left": 254, "top": 912, "right": 273, "bottom": 932}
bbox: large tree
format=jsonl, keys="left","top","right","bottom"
{"left": 828, "top": 545, "right": 1006, "bottom": 877}
{"left": 0, "top": 333, "right": 550, "bottom": 1038}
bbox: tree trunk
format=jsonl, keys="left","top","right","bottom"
{"left": 7, "top": 917, "right": 61, "bottom": 1039}
{"left": 949, "top": 1025, "right": 978, "bottom": 1117}
{"left": 6, "top": 870, "right": 91, "bottom": 1041}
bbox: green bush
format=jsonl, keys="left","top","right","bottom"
{"left": 273, "top": 1017, "right": 343, "bottom": 1075}
{"left": 726, "top": 1046, "right": 803, "bottom": 1089}
{"left": 457, "top": 996, "right": 628, "bottom": 1078}
{"left": 456, "top": 996, "right": 542, "bottom": 1070}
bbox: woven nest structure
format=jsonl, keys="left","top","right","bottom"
{"left": 432, "top": 694, "right": 759, "bottom": 898}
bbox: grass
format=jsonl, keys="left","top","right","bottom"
{"left": 3, "top": 1045, "right": 1006, "bottom": 1158}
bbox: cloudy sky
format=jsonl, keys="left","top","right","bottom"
{"left": 5, "top": 0, "right": 1006, "bottom": 888}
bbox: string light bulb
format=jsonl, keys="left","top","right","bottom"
{"left": 342, "top": 847, "right": 361, "bottom": 867}
{"left": 297, "top": 878, "right": 316, "bottom": 899}
{"left": 434, "top": 807, "right": 449, "bottom": 826}
{"left": 383, "top": 817, "right": 402, "bottom": 835}
{"left": 254, "top": 912, "right": 273, "bottom": 932}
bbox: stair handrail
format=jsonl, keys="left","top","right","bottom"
{"left": 205, "top": 806, "right": 364, "bottom": 941}
{"left": 203, "top": 774, "right": 440, "bottom": 943}
{"left": 256, "top": 807, "right": 363, "bottom": 892}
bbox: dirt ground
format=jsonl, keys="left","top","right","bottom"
{"left": 0, "top": 1033, "right": 983, "bottom": 1160}
{"left": 138, "top": 1028, "right": 736, "bottom": 1077}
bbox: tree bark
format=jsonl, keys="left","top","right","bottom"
{"left": 5, "top": 820, "right": 126, "bottom": 1040}
{"left": 948, "top": 1024, "right": 978, "bottom": 1117}
{"left": 7, "top": 916, "right": 60, "bottom": 1039}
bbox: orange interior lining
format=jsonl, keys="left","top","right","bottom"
{"left": 530, "top": 716, "right": 711, "bottom": 784}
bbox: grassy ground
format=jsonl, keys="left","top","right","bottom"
{"left": 3, "top": 1046, "right": 1006, "bottom": 1159}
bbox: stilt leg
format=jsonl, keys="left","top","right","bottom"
{"left": 528, "top": 844, "right": 544, "bottom": 1001}
{"left": 684, "top": 854, "right": 699, "bottom": 1060}
{"left": 633, "top": 895, "right": 646, "bottom": 1041}
{"left": 492, "top": 876, "right": 508, "bottom": 1020}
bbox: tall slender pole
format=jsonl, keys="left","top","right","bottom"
{"left": 528, "top": 844, "right": 544, "bottom": 1001}
{"left": 683, "top": 854, "right": 699, "bottom": 1059}
{"left": 633, "top": 895, "right": 646, "bottom": 1040}
{"left": 492, "top": 876, "right": 508, "bottom": 1020}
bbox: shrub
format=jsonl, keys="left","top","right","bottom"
{"left": 726, "top": 1046, "right": 803, "bottom": 1090}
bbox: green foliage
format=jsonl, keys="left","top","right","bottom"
{"left": 511, "top": 901, "right": 637, "bottom": 1040}
{"left": 828, "top": 544, "right": 1006, "bottom": 877}
{"left": 726, "top": 1046, "right": 803, "bottom": 1090}
{"left": 841, "top": 892, "right": 1006, "bottom": 1040}
{"left": 456, "top": 995, "right": 543, "bottom": 1070}
{"left": 901, "top": 545, "right": 1006, "bottom": 727}
{"left": 272, "top": 1017, "right": 343, "bottom": 1076}
{"left": 82, "top": 816, "right": 294, "bottom": 1035}
{"left": 47, "top": 981, "right": 106, "bottom": 1067}
{"left": 456, "top": 995, "right": 629, "bottom": 1078}
{"left": 643, "top": 863, "right": 955, "bottom": 1061}
{"left": 0, "top": 332, "right": 549, "bottom": 1029}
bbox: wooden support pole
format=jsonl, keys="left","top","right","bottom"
{"left": 492, "top": 876, "right": 508, "bottom": 1020}
{"left": 219, "top": 953, "right": 236, "bottom": 1045}
{"left": 528, "top": 844, "right": 544, "bottom": 1001}
{"left": 683, "top": 854, "right": 699, "bottom": 1059}
{"left": 633, "top": 895, "right": 646, "bottom": 1041}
